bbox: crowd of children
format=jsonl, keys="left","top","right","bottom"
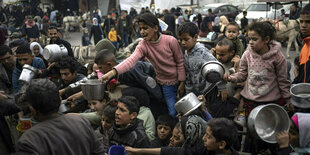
{"left": 0, "top": 2, "right": 310, "bottom": 155}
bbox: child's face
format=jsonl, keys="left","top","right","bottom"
{"left": 115, "top": 102, "right": 136, "bottom": 127}
{"left": 16, "top": 53, "right": 34, "bottom": 66}
{"left": 178, "top": 33, "right": 197, "bottom": 51}
{"left": 169, "top": 127, "right": 184, "bottom": 147}
{"left": 203, "top": 126, "right": 221, "bottom": 151}
{"left": 84, "top": 29, "right": 88, "bottom": 33}
{"left": 157, "top": 124, "right": 172, "bottom": 141}
{"left": 102, "top": 115, "right": 113, "bottom": 131}
{"left": 215, "top": 45, "right": 234, "bottom": 64}
{"left": 139, "top": 22, "right": 158, "bottom": 41}
{"left": 88, "top": 100, "right": 105, "bottom": 112}
{"left": 111, "top": 27, "right": 115, "bottom": 31}
{"left": 225, "top": 25, "right": 239, "bottom": 40}
{"left": 300, "top": 14, "right": 310, "bottom": 37}
{"left": 32, "top": 45, "right": 40, "bottom": 56}
{"left": 248, "top": 30, "right": 269, "bottom": 54}
{"left": 97, "top": 62, "right": 113, "bottom": 74}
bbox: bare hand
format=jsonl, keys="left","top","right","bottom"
{"left": 125, "top": 146, "right": 139, "bottom": 155}
{"left": 285, "top": 99, "right": 295, "bottom": 112}
{"left": 99, "top": 69, "right": 116, "bottom": 83}
{"left": 276, "top": 131, "right": 289, "bottom": 148}
{"left": 218, "top": 90, "right": 228, "bottom": 102}
{"left": 223, "top": 73, "right": 230, "bottom": 82}
{"left": 210, "top": 48, "right": 216, "bottom": 56}
{"left": 59, "top": 89, "right": 65, "bottom": 97}
{"left": 177, "top": 82, "right": 185, "bottom": 98}
{"left": 0, "top": 91, "right": 8, "bottom": 101}
{"left": 198, "top": 95, "right": 206, "bottom": 105}
{"left": 47, "top": 62, "right": 57, "bottom": 71}
{"left": 67, "top": 91, "right": 83, "bottom": 102}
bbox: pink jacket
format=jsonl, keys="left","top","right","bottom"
{"left": 114, "top": 34, "right": 186, "bottom": 85}
{"left": 230, "top": 41, "right": 290, "bottom": 102}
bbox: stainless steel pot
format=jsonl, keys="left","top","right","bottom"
{"left": 174, "top": 92, "right": 202, "bottom": 116}
{"left": 200, "top": 61, "right": 225, "bottom": 83}
{"left": 19, "top": 64, "right": 38, "bottom": 83}
{"left": 248, "top": 104, "right": 290, "bottom": 143}
{"left": 290, "top": 83, "right": 310, "bottom": 108}
{"left": 43, "top": 44, "right": 68, "bottom": 62}
{"left": 81, "top": 79, "right": 105, "bottom": 100}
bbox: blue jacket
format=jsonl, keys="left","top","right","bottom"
{"left": 12, "top": 57, "right": 46, "bottom": 94}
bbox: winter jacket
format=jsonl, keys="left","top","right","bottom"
{"left": 184, "top": 42, "right": 217, "bottom": 95}
{"left": 109, "top": 118, "right": 150, "bottom": 148}
{"left": 230, "top": 40, "right": 291, "bottom": 102}
{"left": 82, "top": 34, "right": 91, "bottom": 46}
{"left": 116, "top": 18, "right": 129, "bottom": 35}
{"left": 293, "top": 37, "right": 310, "bottom": 84}
{"left": 137, "top": 106, "right": 156, "bottom": 141}
{"left": 12, "top": 57, "right": 46, "bottom": 94}
{"left": 22, "top": 23, "right": 40, "bottom": 39}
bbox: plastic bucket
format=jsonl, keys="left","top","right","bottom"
{"left": 108, "top": 145, "right": 126, "bottom": 155}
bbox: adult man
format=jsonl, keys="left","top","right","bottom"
{"left": 15, "top": 78, "right": 105, "bottom": 155}
{"left": 103, "top": 13, "right": 115, "bottom": 37}
{"left": 12, "top": 43, "right": 45, "bottom": 94}
{"left": 293, "top": 4, "right": 310, "bottom": 84}
{"left": 48, "top": 26, "right": 73, "bottom": 57}
{"left": 117, "top": 11, "right": 130, "bottom": 48}
{"left": 58, "top": 56, "right": 86, "bottom": 99}
{"left": 21, "top": 16, "right": 40, "bottom": 41}
{"left": 0, "top": 45, "right": 20, "bottom": 155}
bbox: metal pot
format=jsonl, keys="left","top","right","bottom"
{"left": 19, "top": 64, "right": 38, "bottom": 83}
{"left": 43, "top": 44, "right": 68, "bottom": 62}
{"left": 248, "top": 104, "right": 290, "bottom": 143}
{"left": 81, "top": 79, "right": 105, "bottom": 101}
{"left": 290, "top": 83, "right": 310, "bottom": 108}
{"left": 174, "top": 93, "right": 202, "bottom": 116}
{"left": 200, "top": 61, "right": 225, "bottom": 83}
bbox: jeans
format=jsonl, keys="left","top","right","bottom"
{"left": 162, "top": 84, "right": 178, "bottom": 117}
{"left": 112, "top": 41, "right": 118, "bottom": 50}
{"left": 121, "top": 32, "right": 129, "bottom": 48}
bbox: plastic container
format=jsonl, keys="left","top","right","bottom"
{"left": 108, "top": 145, "right": 126, "bottom": 155}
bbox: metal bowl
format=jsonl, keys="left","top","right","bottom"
{"left": 200, "top": 61, "right": 225, "bottom": 83}
{"left": 81, "top": 79, "right": 105, "bottom": 101}
{"left": 248, "top": 104, "right": 290, "bottom": 143}
{"left": 290, "top": 83, "right": 310, "bottom": 108}
{"left": 19, "top": 64, "right": 38, "bottom": 83}
{"left": 174, "top": 93, "right": 202, "bottom": 116}
{"left": 43, "top": 44, "right": 68, "bottom": 62}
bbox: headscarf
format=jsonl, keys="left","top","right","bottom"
{"left": 291, "top": 113, "right": 310, "bottom": 148}
{"left": 220, "top": 16, "right": 229, "bottom": 32}
{"left": 93, "top": 17, "right": 98, "bottom": 26}
{"left": 181, "top": 115, "right": 207, "bottom": 146}
{"left": 30, "top": 42, "right": 43, "bottom": 55}
{"left": 178, "top": 16, "right": 184, "bottom": 25}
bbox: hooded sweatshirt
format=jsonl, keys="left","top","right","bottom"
{"left": 230, "top": 40, "right": 291, "bottom": 102}
{"left": 184, "top": 42, "right": 217, "bottom": 95}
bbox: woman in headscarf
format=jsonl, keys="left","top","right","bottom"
{"left": 199, "top": 16, "right": 213, "bottom": 37}
{"left": 30, "top": 42, "right": 48, "bottom": 67}
{"left": 219, "top": 16, "right": 229, "bottom": 33}
{"left": 90, "top": 18, "right": 104, "bottom": 45}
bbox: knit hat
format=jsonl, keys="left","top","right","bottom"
{"left": 95, "top": 39, "right": 116, "bottom": 54}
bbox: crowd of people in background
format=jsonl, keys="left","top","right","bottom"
{"left": 0, "top": 1, "right": 310, "bottom": 155}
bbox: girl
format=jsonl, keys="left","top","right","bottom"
{"left": 226, "top": 21, "right": 291, "bottom": 117}
{"left": 100, "top": 13, "right": 186, "bottom": 117}
{"left": 90, "top": 18, "right": 104, "bottom": 45}
{"left": 30, "top": 42, "right": 48, "bottom": 67}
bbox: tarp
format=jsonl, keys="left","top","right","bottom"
{"left": 119, "top": 0, "right": 152, "bottom": 13}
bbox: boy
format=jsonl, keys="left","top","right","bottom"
{"left": 225, "top": 22, "right": 244, "bottom": 57}
{"left": 293, "top": 4, "right": 310, "bottom": 84}
{"left": 82, "top": 28, "right": 91, "bottom": 46}
{"left": 151, "top": 114, "right": 176, "bottom": 147}
{"left": 203, "top": 118, "right": 239, "bottom": 154}
{"left": 12, "top": 43, "right": 45, "bottom": 93}
{"left": 108, "top": 26, "right": 118, "bottom": 49}
{"left": 109, "top": 96, "right": 150, "bottom": 148}
{"left": 177, "top": 22, "right": 217, "bottom": 96}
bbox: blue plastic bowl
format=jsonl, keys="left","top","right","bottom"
{"left": 108, "top": 145, "right": 126, "bottom": 155}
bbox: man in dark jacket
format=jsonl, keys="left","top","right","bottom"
{"left": 117, "top": 11, "right": 130, "bottom": 48}
{"left": 109, "top": 96, "right": 150, "bottom": 148}
{"left": 103, "top": 13, "right": 115, "bottom": 37}
{"left": 48, "top": 26, "right": 74, "bottom": 57}
{"left": 0, "top": 45, "right": 20, "bottom": 154}
{"left": 21, "top": 16, "right": 40, "bottom": 41}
